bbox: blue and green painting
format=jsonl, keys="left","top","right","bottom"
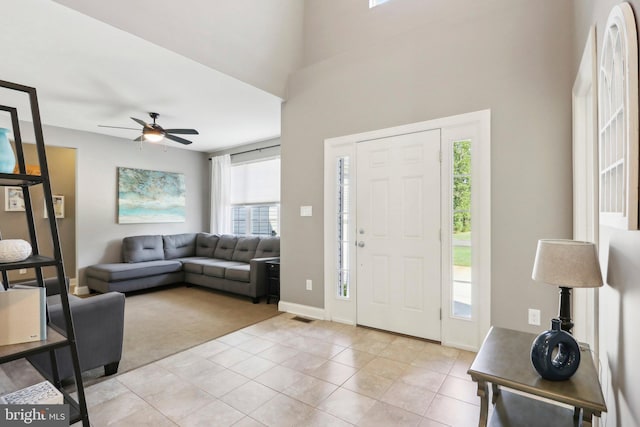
{"left": 117, "top": 167, "right": 186, "bottom": 223}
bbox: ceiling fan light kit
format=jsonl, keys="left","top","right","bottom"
{"left": 143, "top": 127, "right": 164, "bottom": 143}
{"left": 99, "top": 112, "right": 199, "bottom": 145}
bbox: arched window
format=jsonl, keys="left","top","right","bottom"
{"left": 598, "top": 3, "right": 638, "bottom": 230}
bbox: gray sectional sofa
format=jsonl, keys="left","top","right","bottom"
{"left": 86, "top": 233, "right": 280, "bottom": 303}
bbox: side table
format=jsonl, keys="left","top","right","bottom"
{"left": 468, "top": 326, "right": 606, "bottom": 427}
{"left": 265, "top": 259, "right": 280, "bottom": 304}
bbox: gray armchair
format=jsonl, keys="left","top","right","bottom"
{"left": 18, "top": 278, "right": 125, "bottom": 381}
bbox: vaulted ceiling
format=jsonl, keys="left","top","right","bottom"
{"left": 0, "top": 0, "right": 304, "bottom": 152}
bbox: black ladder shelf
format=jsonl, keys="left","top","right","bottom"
{"left": 0, "top": 80, "right": 89, "bottom": 426}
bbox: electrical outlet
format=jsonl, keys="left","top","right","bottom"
{"left": 18, "top": 269, "right": 27, "bottom": 275}
{"left": 306, "top": 279, "right": 312, "bottom": 291}
{"left": 528, "top": 309, "right": 541, "bottom": 326}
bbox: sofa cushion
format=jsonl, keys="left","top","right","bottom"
{"left": 202, "top": 261, "right": 246, "bottom": 278}
{"left": 163, "top": 233, "right": 197, "bottom": 259}
{"left": 195, "top": 233, "right": 220, "bottom": 257}
{"left": 213, "top": 235, "right": 238, "bottom": 260}
{"left": 182, "top": 262, "right": 204, "bottom": 274}
{"left": 254, "top": 237, "right": 280, "bottom": 258}
{"left": 86, "top": 260, "right": 182, "bottom": 282}
{"left": 225, "top": 265, "right": 251, "bottom": 283}
{"left": 122, "top": 235, "right": 164, "bottom": 263}
{"left": 232, "top": 237, "right": 260, "bottom": 263}
{"left": 181, "top": 257, "right": 223, "bottom": 274}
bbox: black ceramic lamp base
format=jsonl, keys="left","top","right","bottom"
{"left": 531, "top": 318, "right": 581, "bottom": 380}
{"left": 557, "top": 286, "right": 573, "bottom": 334}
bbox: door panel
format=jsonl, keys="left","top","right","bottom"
{"left": 403, "top": 176, "right": 423, "bottom": 238}
{"left": 402, "top": 257, "right": 423, "bottom": 310}
{"left": 356, "top": 129, "right": 441, "bottom": 340}
{"left": 371, "top": 255, "right": 390, "bottom": 304}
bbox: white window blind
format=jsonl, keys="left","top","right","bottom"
{"left": 230, "top": 158, "right": 281, "bottom": 205}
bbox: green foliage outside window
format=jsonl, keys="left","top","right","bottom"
{"left": 453, "top": 141, "right": 472, "bottom": 233}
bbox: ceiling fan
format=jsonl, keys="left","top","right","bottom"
{"left": 99, "top": 112, "right": 199, "bottom": 145}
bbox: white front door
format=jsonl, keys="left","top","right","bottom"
{"left": 356, "top": 129, "right": 441, "bottom": 340}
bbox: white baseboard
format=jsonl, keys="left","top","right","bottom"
{"left": 441, "top": 339, "right": 479, "bottom": 352}
{"left": 278, "top": 300, "right": 326, "bottom": 320}
{"left": 329, "top": 316, "right": 356, "bottom": 326}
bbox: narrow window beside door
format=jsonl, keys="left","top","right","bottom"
{"left": 452, "top": 140, "right": 472, "bottom": 319}
{"left": 337, "top": 157, "right": 351, "bottom": 298}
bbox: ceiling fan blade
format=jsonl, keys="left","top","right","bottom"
{"left": 131, "top": 117, "right": 150, "bottom": 128}
{"left": 164, "top": 133, "right": 193, "bottom": 145}
{"left": 98, "top": 125, "right": 139, "bottom": 130}
{"left": 164, "top": 128, "right": 199, "bottom": 135}
{"left": 133, "top": 135, "right": 144, "bottom": 142}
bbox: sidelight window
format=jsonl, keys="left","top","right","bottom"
{"left": 452, "top": 140, "right": 472, "bottom": 319}
{"left": 337, "top": 157, "right": 351, "bottom": 298}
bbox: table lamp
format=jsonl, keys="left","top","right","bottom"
{"left": 531, "top": 239, "right": 603, "bottom": 334}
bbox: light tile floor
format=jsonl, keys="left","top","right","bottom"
{"left": 73, "top": 313, "right": 480, "bottom": 426}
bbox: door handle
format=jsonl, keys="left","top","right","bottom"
{"left": 358, "top": 241, "right": 365, "bottom": 248}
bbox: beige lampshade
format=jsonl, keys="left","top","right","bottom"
{"left": 532, "top": 239, "right": 603, "bottom": 288}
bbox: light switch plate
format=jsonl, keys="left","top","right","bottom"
{"left": 300, "top": 206, "right": 312, "bottom": 217}
{"left": 528, "top": 309, "right": 541, "bottom": 326}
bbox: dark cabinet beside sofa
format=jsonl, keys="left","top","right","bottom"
{"left": 266, "top": 259, "right": 280, "bottom": 304}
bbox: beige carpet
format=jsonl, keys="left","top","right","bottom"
{"left": 0, "top": 285, "right": 280, "bottom": 392}
{"left": 118, "top": 285, "right": 279, "bottom": 374}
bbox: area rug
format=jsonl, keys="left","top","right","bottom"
{"left": 117, "top": 285, "right": 279, "bottom": 374}
{"left": 0, "top": 285, "right": 280, "bottom": 392}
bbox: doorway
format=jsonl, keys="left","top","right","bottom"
{"left": 323, "top": 110, "right": 491, "bottom": 350}
{"left": 356, "top": 130, "right": 442, "bottom": 340}
{"left": 572, "top": 26, "right": 599, "bottom": 353}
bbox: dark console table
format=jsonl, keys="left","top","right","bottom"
{"left": 468, "top": 326, "right": 606, "bottom": 427}
{"left": 266, "top": 259, "right": 280, "bottom": 304}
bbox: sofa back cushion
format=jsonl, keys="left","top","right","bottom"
{"left": 254, "top": 237, "right": 280, "bottom": 258}
{"left": 163, "top": 233, "right": 197, "bottom": 259}
{"left": 232, "top": 237, "right": 260, "bottom": 262}
{"left": 195, "top": 233, "right": 220, "bottom": 257}
{"left": 213, "top": 235, "right": 238, "bottom": 260}
{"left": 122, "top": 235, "right": 164, "bottom": 263}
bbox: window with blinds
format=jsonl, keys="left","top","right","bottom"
{"left": 230, "top": 157, "right": 280, "bottom": 236}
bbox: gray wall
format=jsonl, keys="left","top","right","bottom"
{"left": 281, "top": 0, "right": 575, "bottom": 334}
{"left": 0, "top": 144, "right": 76, "bottom": 282}
{"left": 574, "top": 1, "right": 640, "bottom": 425}
{"left": 9, "top": 122, "right": 209, "bottom": 286}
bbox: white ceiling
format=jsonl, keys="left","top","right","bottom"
{"left": 0, "top": 0, "right": 301, "bottom": 152}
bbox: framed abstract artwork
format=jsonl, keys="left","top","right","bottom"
{"left": 117, "top": 167, "right": 186, "bottom": 224}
